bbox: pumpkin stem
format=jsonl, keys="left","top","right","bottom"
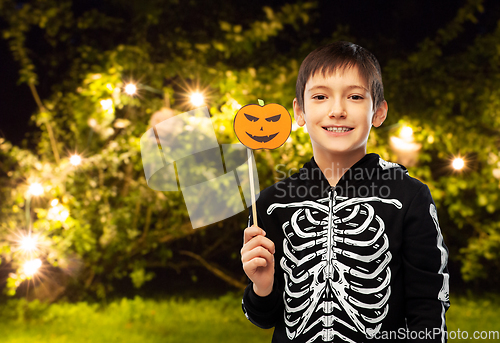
{"left": 258, "top": 99, "right": 265, "bottom": 106}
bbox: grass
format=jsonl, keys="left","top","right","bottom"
{"left": 0, "top": 293, "right": 273, "bottom": 343}
{"left": 0, "top": 293, "right": 498, "bottom": 342}
{"left": 446, "top": 295, "right": 500, "bottom": 342}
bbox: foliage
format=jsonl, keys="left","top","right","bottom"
{"left": 0, "top": 0, "right": 319, "bottom": 298}
{"left": 0, "top": 0, "right": 499, "bottom": 300}
{"left": 382, "top": 0, "right": 500, "bottom": 284}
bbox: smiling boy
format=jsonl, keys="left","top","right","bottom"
{"left": 241, "top": 41, "right": 450, "bottom": 342}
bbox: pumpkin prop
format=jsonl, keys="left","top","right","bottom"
{"left": 233, "top": 99, "right": 292, "bottom": 226}
{"left": 233, "top": 100, "right": 292, "bottom": 150}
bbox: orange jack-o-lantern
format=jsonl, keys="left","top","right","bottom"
{"left": 233, "top": 101, "right": 292, "bottom": 150}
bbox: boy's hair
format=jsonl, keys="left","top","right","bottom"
{"left": 296, "top": 41, "right": 384, "bottom": 112}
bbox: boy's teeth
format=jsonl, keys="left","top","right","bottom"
{"left": 325, "top": 127, "right": 352, "bottom": 133}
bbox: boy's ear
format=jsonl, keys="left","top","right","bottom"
{"left": 293, "top": 98, "right": 306, "bottom": 126}
{"left": 372, "top": 100, "right": 388, "bottom": 127}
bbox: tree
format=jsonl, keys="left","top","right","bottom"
{"left": 0, "top": 0, "right": 319, "bottom": 299}
{"left": 0, "top": 0, "right": 498, "bottom": 301}
{"left": 382, "top": 0, "right": 500, "bottom": 288}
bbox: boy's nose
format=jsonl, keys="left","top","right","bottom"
{"left": 328, "top": 109, "right": 347, "bottom": 118}
{"left": 328, "top": 99, "right": 347, "bottom": 118}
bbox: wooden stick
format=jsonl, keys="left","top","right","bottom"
{"left": 247, "top": 148, "right": 258, "bottom": 227}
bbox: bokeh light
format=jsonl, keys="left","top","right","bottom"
{"left": 70, "top": 154, "right": 82, "bottom": 166}
{"left": 20, "top": 234, "right": 37, "bottom": 253}
{"left": 100, "top": 99, "right": 113, "bottom": 111}
{"left": 400, "top": 125, "right": 413, "bottom": 141}
{"left": 23, "top": 258, "right": 42, "bottom": 277}
{"left": 124, "top": 83, "right": 137, "bottom": 95}
{"left": 190, "top": 92, "right": 204, "bottom": 107}
{"left": 452, "top": 157, "right": 465, "bottom": 170}
{"left": 60, "top": 210, "right": 70, "bottom": 222}
{"left": 28, "top": 182, "right": 44, "bottom": 196}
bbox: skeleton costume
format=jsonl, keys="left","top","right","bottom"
{"left": 242, "top": 153, "right": 450, "bottom": 343}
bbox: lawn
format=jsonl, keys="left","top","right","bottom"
{"left": 0, "top": 293, "right": 497, "bottom": 342}
{"left": 0, "top": 293, "right": 273, "bottom": 343}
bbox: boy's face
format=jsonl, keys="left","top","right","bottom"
{"left": 293, "top": 65, "right": 387, "bottom": 161}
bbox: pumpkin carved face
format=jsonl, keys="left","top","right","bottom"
{"left": 233, "top": 103, "right": 292, "bottom": 150}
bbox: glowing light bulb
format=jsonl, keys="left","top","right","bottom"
{"left": 20, "top": 235, "right": 37, "bottom": 252}
{"left": 400, "top": 126, "right": 413, "bottom": 141}
{"left": 70, "top": 154, "right": 82, "bottom": 166}
{"left": 23, "top": 259, "right": 42, "bottom": 277}
{"left": 28, "top": 183, "right": 44, "bottom": 196}
{"left": 452, "top": 157, "right": 465, "bottom": 170}
{"left": 190, "top": 92, "right": 204, "bottom": 106}
{"left": 124, "top": 83, "right": 137, "bottom": 95}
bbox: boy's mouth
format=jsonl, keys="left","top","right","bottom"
{"left": 322, "top": 126, "right": 354, "bottom": 133}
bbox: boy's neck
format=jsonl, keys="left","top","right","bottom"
{"left": 314, "top": 149, "right": 367, "bottom": 186}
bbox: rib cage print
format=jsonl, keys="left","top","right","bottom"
{"left": 267, "top": 192, "right": 403, "bottom": 343}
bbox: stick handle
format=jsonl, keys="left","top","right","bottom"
{"left": 247, "top": 148, "right": 257, "bottom": 227}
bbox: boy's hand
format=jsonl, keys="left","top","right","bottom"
{"left": 241, "top": 225, "right": 275, "bottom": 297}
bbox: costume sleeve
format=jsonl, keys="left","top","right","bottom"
{"left": 403, "top": 184, "right": 450, "bottom": 343}
{"left": 242, "top": 278, "right": 282, "bottom": 329}
{"left": 241, "top": 206, "right": 283, "bottom": 329}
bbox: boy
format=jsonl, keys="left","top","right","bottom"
{"left": 240, "top": 41, "right": 450, "bottom": 343}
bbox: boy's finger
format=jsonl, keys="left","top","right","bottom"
{"left": 241, "top": 235, "right": 275, "bottom": 256}
{"left": 243, "top": 225, "right": 266, "bottom": 244}
{"left": 242, "top": 247, "right": 274, "bottom": 267}
{"left": 243, "top": 257, "right": 269, "bottom": 271}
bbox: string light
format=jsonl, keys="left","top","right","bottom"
{"left": 190, "top": 92, "right": 205, "bottom": 106}
{"left": 400, "top": 125, "right": 413, "bottom": 140}
{"left": 70, "top": 154, "right": 82, "bottom": 166}
{"left": 389, "top": 124, "right": 421, "bottom": 167}
{"left": 20, "top": 235, "right": 37, "bottom": 253}
{"left": 124, "top": 83, "right": 137, "bottom": 95}
{"left": 28, "top": 182, "right": 44, "bottom": 196}
{"left": 23, "top": 258, "right": 42, "bottom": 277}
{"left": 452, "top": 157, "right": 465, "bottom": 170}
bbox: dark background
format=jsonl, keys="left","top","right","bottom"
{"left": 3, "top": 0, "right": 498, "bottom": 146}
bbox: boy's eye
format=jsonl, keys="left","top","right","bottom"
{"left": 350, "top": 95, "right": 364, "bottom": 100}
{"left": 244, "top": 113, "right": 259, "bottom": 122}
{"left": 313, "top": 95, "right": 327, "bottom": 100}
{"left": 265, "top": 114, "right": 281, "bottom": 122}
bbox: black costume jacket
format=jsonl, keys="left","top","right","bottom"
{"left": 242, "top": 153, "right": 450, "bottom": 343}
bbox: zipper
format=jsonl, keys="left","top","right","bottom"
{"left": 326, "top": 186, "right": 336, "bottom": 280}
{"left": 327, "top": 186, "right": 337, "bottom": 342}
